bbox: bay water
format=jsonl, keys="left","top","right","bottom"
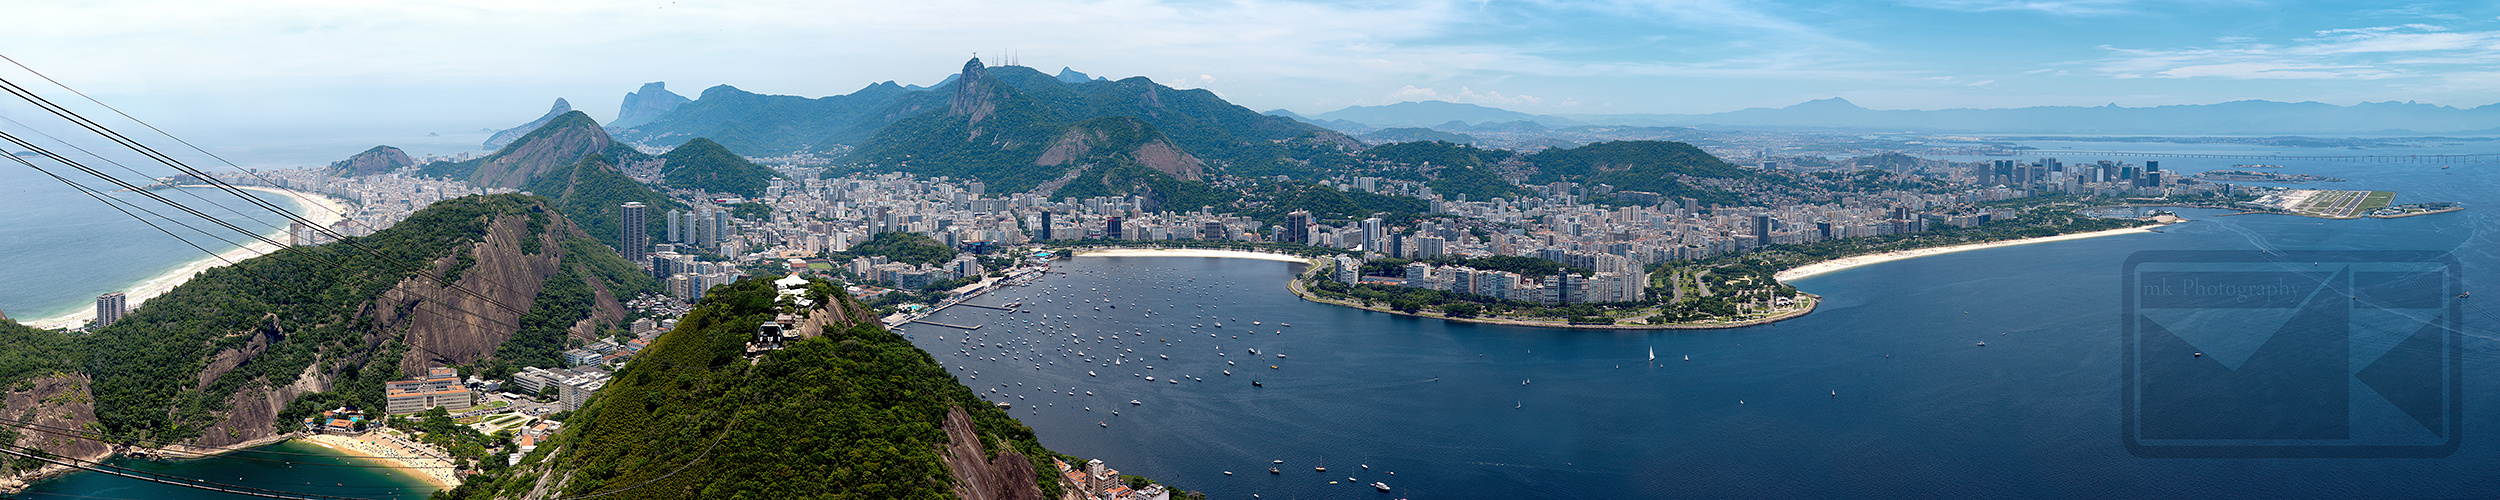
{"left": 904, "top": 142, "right": 2499, "bottom": 499}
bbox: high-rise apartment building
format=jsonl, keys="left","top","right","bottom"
{"left": 1285, "top": 210, "right": 1313, "bottom": 245}
{"left": 620, "top": 202, "right": 648, "bottom": 263}
{"left": 95, "top": 291, "right": 126, "bottom": 327}
{"left": 667, "top": 209, "right": 685, "bottom": 243}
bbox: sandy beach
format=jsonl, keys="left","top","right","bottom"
{"left": 1079, "top": 248, "right": 1317, "bottom": 263}
{"left": 26, "top": 185, "right": 349, "bottom": 329}
{"left": 1773, "top": 225, "right": 2167, "bottom": 283}
{"left": 299, "top": 432, "right": 459, "bottom": 490}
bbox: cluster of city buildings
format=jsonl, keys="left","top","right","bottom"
{"left": 226, "top": 168, "right": 510, "bottom": 246}
{"left": 385, "top": 367, "right": 476, "bottom": 415}
{"left": 1327, "top": 253, "right": 1649, "bottom": 304}
{"left": 511, "top": 366, "right": 610, "bottom": 412}
{"left": 843, "top": 253, "right": 985, "bottom": 290}
{"left": 1054, "top": 458, "right": 1170, "bottom": 500}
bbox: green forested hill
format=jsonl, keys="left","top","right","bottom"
{"left": 1363, "top": 140, "right": 1518, "bottom": 168}
{"left": 1524, "top": 140, "right": 1751, "bottom": 204}
{"left": 1049, "top": 158, "right": 1238, "bottom": 212}
{"left": 440, "top": 277, "right": 1160, "bottom": 499}
{"left": 657, "top": 138, "right": 780, "bottom": 198}
{"left": 1429, "top": 164, "right": 1533, "bottom": 201}
{"left": 829, "top": 232, "right": 957, "bottom": 266}
{"left": 0, "top": 320, "right": 74, "bottom": 387}
{"left": 519, "top": 155, "right": 685, "bottom": 253}
{"left": 416, "top": 112, "right": 653, "bottom": 188}
{"left": 64, "top": 195, "right": 656, "bottom": 442}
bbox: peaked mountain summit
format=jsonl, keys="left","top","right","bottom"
{"left": 423, "top": 111, "right": 644, "bottom": 189}
{"left": 611, "top": 82, "right": 692, "bottom": 129}
{"left": 484, "top": 98, "right": 573, "bottom": 149}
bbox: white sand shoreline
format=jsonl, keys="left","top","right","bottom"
{"left": 299, "top": 433, "right": 458, "bottom": 490}
{"left": 1774, "top": 224, "right": 2169, "bottom": 283}
{"left": 26, "top": 185, "right": 350, "bottom": 329}
{"left": 1077, "top": 248, "right": 1317, "bottom": 263}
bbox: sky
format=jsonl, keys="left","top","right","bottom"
{"left": 6, "top": 0, "right": 2500, "bottom": 142}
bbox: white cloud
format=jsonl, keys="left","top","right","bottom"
{"left": 1900, "top": 0, "right": 2144, "bottom": 16}
{"left": 2089, "top": 24, "right": 2500, "bottom": 82}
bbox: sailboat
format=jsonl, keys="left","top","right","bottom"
{"left": 1648, "top": 347, "right": 1655, "bottom": 362}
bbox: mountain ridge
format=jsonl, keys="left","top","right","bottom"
{"left": 485, "top": 98, "right": 573, "bottom": 149}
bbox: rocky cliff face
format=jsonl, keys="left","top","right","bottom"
{"left": 472, "top": 111, "right": 616, "bottom": 188}
{"left": 0, "top": 373, "right": 110, "bottom": 491}
{"left": 375, "top": 207, "right": 626, "bottom": 373}
{"left": 611, "top": 82, "right": 691, "bottom": 129}
{"left": 184, "top": 199, "right": 630, "bottom": 447}
{"left": 948, "top": 58, "right": 996, "bottom": 124}
{"left": 1130, "top": 141, "right": 1203, "bottom": 181}
{"left": 940, "top": 407, "right": 1046, "bottom": 500}
{"left": 1033, "top": 118, "right": 1204, "bottom": 181}
{"left": 323, "top": 146, "right": 414, "bottom": 177}
{"left": 485, "top": 98, "right": 574, "bottom": 149}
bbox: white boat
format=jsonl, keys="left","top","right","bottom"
{"left": 1253, "top": 321, "right": 1261, "bottom": 325}
{"left": 1649, "top": 347, "right": 1655, "bottom": 361}
{"left": 1130, "top": 400, "right": 1142, "bottom": 405}
{"left": 1374, "top": 482, "right": 1391, "bottom": 492}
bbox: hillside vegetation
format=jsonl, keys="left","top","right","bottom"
{"left": 1524, "top": 140, "right": 1749, "bottom": 204}
{"left": 441, "top": 277, "right": 1165, "bottom": 499}
{"left": 830, "top": 232, "right": 959, "bottom": 267}
{"left": 518, "top": 155, "right": 686, "bottom": 253}
{"left": 56, "top": 195, "right": 656, "bottom": 444}
{"left": 658, "top": 138, "right": 781, "bottom": 198}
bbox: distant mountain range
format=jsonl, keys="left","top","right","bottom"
{"left": 1305, "top": 100, "right": 1576, "bottom": 128}
{"left": 1291, "top": 98, "right": 2500, "bottom": 135}
{"left": 585, "top": 58, "right": 1352, "bottom": 205}
{"left": 451, "top": 60, "right": 1816, "bottom": 209}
